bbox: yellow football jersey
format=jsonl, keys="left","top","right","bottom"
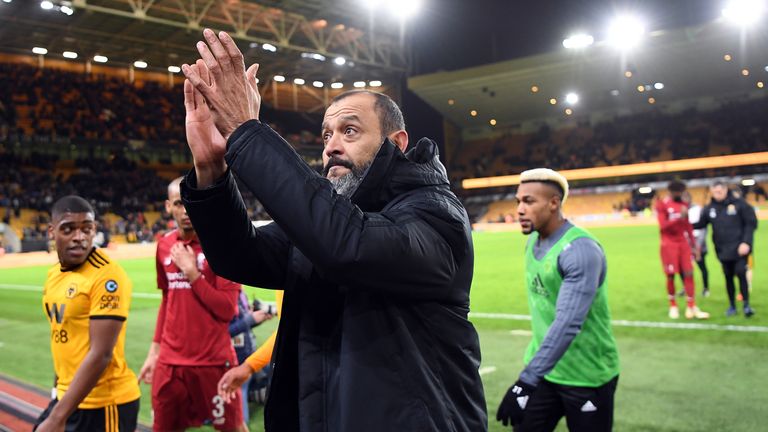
{"left": 42, "top": 248, "right": 140, "bottom": 408}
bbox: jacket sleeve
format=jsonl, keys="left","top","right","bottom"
{"left": 181, "top": 171, "right": 291, "bottom": 290}
{"left": 223, "top": 121, "right": 466, "bottom": 299}
{"left": 655, "top": 200, "right": 682, "bottom": 231}
{"left": 692, "top": 205, "right": 710, "bottom": 230}
{"left": 739, "top": 201, "right": 758, "bottom": 246}
{"left": 229, "top": 311, "right": 256, "bottom": 337}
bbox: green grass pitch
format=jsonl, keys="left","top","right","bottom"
{"left": 1, "top": 224, "right": 766, "bottom": 431}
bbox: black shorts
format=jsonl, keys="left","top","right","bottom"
{"left": 33, "top": 397, "right": 139, "bottom": 432}
{"left": 516, "top": 376, "right": 618, "bottom": 432}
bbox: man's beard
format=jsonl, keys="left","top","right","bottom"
{"left": 324, "top": 156, "right": 371, "bottom": 198}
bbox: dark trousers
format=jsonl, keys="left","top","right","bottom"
{"left": 515, "top": 376, "right": 618, "bottom": 432}
{"left": 696, "top": 252, "right": 709, "bottom": 289}
{"left": 721, "top": 257, "right": 749, "bottom": 307}
{"left": 34, "top": 398, "right": 139, "bottom": 432}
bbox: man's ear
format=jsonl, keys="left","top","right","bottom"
{"left": 388, "top": 130, "right": 409, "bottom": 153}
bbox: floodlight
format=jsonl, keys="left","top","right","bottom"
{"left": 63, "top": 51, "right": 78, "bottom": 59}
{"left": 301, "top": 52, "right": 326, "bottom": 61}
{"left": 390, "top": 0, "right": 421, "bottom": 19}
{"left": 607, "top": 15, "right": 645, "bottom": 49}
{"left": 262, "top": 43, "right": 277, "bottom": 52}
{"left": 565, "top": 92, "right": 579, "bottom": 105}
{"left": 60, "top": 5, "right": 73, "bottom": 15}
{"left": 722, "top": 0, "right": 765, "bottom": 26}
{"left": 273, "top": 75, "right": 286, "bottom": 82}
{"left": 32, "top": 47, "right": 48, "bottom": 55}
{"left": 638, "top": 186, "right": 653, "bottom": 194}
{"left": 93, "top": 55, "right": 108, "bottom": 63}
{"left": 167, "top": 66, "right": 181, "bottom": 73}
{"left": 313, "top": 81, "right": 324, "bottom": 88}
{"left": 41, "top": 1, "right": 53, "bottom": 10}
{"left": 654, "top": 82, "right": 664, "bottom": 90}
{"left": 562, "top": 34, "right": 594, "bottom": 49}
{"left": 369, "top": 80, "right": 382, "bottom": 87}
{"left": 133, "top": 60, "right": 147, "bottom": 68}
{"left": 334, "top": 57, "right": 346, "bottom": 66}
{"left": 293, "top": 78, "right": 305, "bottom": 85}
{"left": 353, "top": 81, "right": 366, "bottom": 88}
{"left": 742, "top": 178, "right": 756, "bottom": 186}
{"left": 2, "top": 0, "right": 13, "bottom": 4}
{"left": 331, "top": 82, "right": 344, "bottom": 89}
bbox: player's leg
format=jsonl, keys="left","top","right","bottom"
{"left": 186, "top": 365, "right": 245, "bottom": 432}
{"left": 116, "top": 398, "right": 140, "bottom": 432}
{"left": 721, "top": 260, "right": 738, "bottom": 316}
{"left": 152, "top": 362, "right": 189, "bottom": 431}
{"left": 514, "top": 379, "right": 564, "bottom": 432}
{"left": 560, "top": 376, "right": 618, "bottom": 432}
{"left": 661, "top": 243, "right": 680, "bottom": 318}
{"left": 680, "top": 243, "right": 708, "bottom": 319}
{"left": 697, "top": 251, "right": 710, "bottom": 297}
{"left": 735, "top": 257, "right": 754, "bottom": 317}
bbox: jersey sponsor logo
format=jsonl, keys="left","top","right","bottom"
{"left": 105, "top": 279, "right": 118, "bottom": 293}
{"left": 166, "top": 271, "right": 192, "bottom": 289}
{"left": 529, "top": 273, "right": 548, "bottom": 297}
{"left": 45, "top": 302, "right": 66, "bottom": 323}
{"left": 66, "top": 283, "right": 78, "bottom": 299}
{"left": 99, "top": 294, "right": 120, "bottom": 310}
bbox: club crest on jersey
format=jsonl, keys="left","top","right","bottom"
{"left": 66, "top": 283, "right": 77, "bottom": 299}
{"left": 196, "top": 253, "right": 206, "bottom": 270}
{"left": 105, "top": 280, "right": 118, "bottom": 293}
{"left": 709, "top": 208, "right": 717, "bottom": 219}
{"left": 727, "top": 204, "right": 737, "bottom": 215}
{"left": 164, "top": 256, "right": 172, "bottom": 266}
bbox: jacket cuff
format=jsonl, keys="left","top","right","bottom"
{"left": 181, "top": 168, "right": 233, "bottom": 203}
{"left": 226, "top": 119, "right": 264, "bottom": 153}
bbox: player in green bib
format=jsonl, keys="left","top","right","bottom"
{"left": 496, "top": 168, "right": 620, "bottom": 432}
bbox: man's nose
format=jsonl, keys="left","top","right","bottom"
{"left": 324, "top": 133, "right": 344, "bottom": 157}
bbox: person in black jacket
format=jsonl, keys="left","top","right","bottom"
{"left": 177, "top": 29, "right": 487, "bottom": 432}
{"left": 693, "top": 181, "right": 758, "bottom": 317}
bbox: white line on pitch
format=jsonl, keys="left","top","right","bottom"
{"left": 479, "top": 366, "right": 497, "bottom": 376}
{"left": 510, "top": 329, "right": 533, "bottom": 336}
{"left": 470, "top": 312, "right": 768, "bottom": 333}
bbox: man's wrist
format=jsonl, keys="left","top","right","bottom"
{"left": 186, "top": 269, "right": 201, "bottom": 283}
{"left": 194, "top": 161, "right": 227, "bottom": 188}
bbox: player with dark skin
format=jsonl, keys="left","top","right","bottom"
{"left": 37, "top": 210, "right": 124, "bottom": 432}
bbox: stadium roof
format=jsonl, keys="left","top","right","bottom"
{"left": 0, "top": 0, "right": 407, "bottom": 84}
{"left": 408, "top": 20, "right": 768, "bottom": 131}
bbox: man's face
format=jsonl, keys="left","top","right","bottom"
{"left": 49, "top": 212, "right": 96, "bottom": 267}
{"left": 321, "top": 93, "right": 383, "bottom": 197}
{"left": 166, "top": 185, "right": 194, "bottom": 233}
{"left": 515, "top": 182, "right": 560, "bottom": 235}
{"left": 670, "top": 189, "right": 684, "bottom": 202}
{"left": 711, "top": 184, "right": 728, "bottom": 202}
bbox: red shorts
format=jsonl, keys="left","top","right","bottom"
{"left": 660, "top": 241, "right": 694, "bottom": 275}
{"left": 151, "top": 362, "right": 242, "bottom": 431}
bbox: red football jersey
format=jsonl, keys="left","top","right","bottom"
{"left": 655, "top": 197, "right": 694, "bottom": 244}
{"left": 154, "top": 230, "right": 240, "bottom": 366}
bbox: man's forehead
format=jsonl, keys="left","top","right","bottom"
{"left": 55, "top": 212, "right": 95, "bottom": 225}
{"left": 517, "top": 182, "right": 554, "bottom": 198}
{"left": 323, "top": 94, "right": 375, "bottom": 124}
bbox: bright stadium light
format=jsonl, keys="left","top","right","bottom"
{"left": 369, "top": 80, "right": 382, "bottom": 87}
{"left": 93, "top": 55, "right": 108, "bottom": 63}
{"left": 2, "top": 0, "right": 13, "bottom": 4}
{"left": 167, "top": 66, "right": 181, "bottom": 73}
{"left": 334, "top": 56, "right": 346, "bottom": 66}
{"left": 301, "top": 52, "right": 326, "bottom": 61}
{"left": 40, "top": 1, "right": 53, "bottom": 10}
{"left": 60, "top": 5, "right": 73, "bottom": 15}
{"left": 313, "top": 81, "right": 324, "bottom": 88}
{"left": 62, "top": 51, "right": 78, "bottom": 59}
{"left": 363, "top": 0, "right": 382, "bottom": 8}
{"left": 273, "top": 75, "right": 286, "bottom": 82}
{"left": 607, "top": 14, "right": 645, "bottom": 49}
{"left": 562, "top": 33, "right": 594, "bottom": 49}
{"left": 331, "top": 82, "right": 344, "bottom": 89}
{"left": 565, "top": 92, "right": 579, "bottom": 105}
{"left": 390, "top": 0, "right": 421, "bottom": 19}
{"left": 654, "top": 82, "right": 664, "bottom": 90}
{"left": 638, "top": 186, "right": 653, "bottom": 194}
{"left": 32, "top": 47, "right": 48, "bottom": 55}
{"left": 722, "top": 0, "right": 765, "bottom": 26}
{"left": 741, "top": 178, "right": 756, "bottom": 186}
{"left": 262, "top": 43, "right": 277, "bottom": 52}
{"left": 353, "top": 81, "right": 366, "bottom": 88}
{"left": 293, "top": 78, "right": 305, "bottom": 85}
{"left": 133, "top": 60, "right": 147, "bottom": 68}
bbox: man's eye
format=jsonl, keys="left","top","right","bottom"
{"left": 322, "top": 132, "right": 332, "bottom": 141}
{"left": 61, "top": 227, "right": 72, "bottom": 234}
{"left": 345, "top": 127, "right": 356, "bottom": 135}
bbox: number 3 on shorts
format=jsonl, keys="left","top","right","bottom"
{"left": 212, "top": 395, "right": 225, "bottom": 420}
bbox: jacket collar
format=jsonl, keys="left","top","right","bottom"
{"left": 349, "top": 137, "right": 450, "bottom": 212}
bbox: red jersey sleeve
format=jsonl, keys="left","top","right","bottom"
{"left": 153, "top": 290, "right": 168, "bottom": 343}
{"left": 156, "top": 247, "right": 168, "bottom": 291}
{"left": 189, "top": 275, "right": 239, "bottom": 323}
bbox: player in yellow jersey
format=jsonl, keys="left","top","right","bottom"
{"left": 34, "top": 195, "right": 140, "bottom": 432}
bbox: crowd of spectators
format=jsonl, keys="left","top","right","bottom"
{"left": 451, "top": 96, "right": 768, "bottom": 183}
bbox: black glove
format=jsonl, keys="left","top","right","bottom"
{"left": 496, "top": 379, "right": 537, "bottom": 427}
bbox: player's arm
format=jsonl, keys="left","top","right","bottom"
{"left": 691, "top": 204, "right": 710, "bottom": 230}
{"left": 38, "top": 319, "right": 123, "bottom": 430}
{"left": 219, "top": 121, "right": 466, "bottom": 299}
{"left": 520, "top": 238, "right": 605, "bottom": 386}
{"left": 139, "top": 252, "right": 169, "bottom": 384}
{"left": 169, "top": 242, "right": 238, "bottom": 321}
{"left": 738, "top": 200, "right": 758, "bottom": 254}
{"left": 655, "top": 200, "right": 679, "bottom": 231}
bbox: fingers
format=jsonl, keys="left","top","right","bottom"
{"left": 182, "top": 63, "right": 212, "bottom": 98}
{"left": 183, "top": 79, "right": 195, "bottom": 112}
{"left": 246, "top": 63, "right": 259, "bottom": 89}
{"left": 219, "top": 31, "right": 245, "bottom": 70}
{"left": 196, "top": 59, "right": 211, "bottom": 87}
